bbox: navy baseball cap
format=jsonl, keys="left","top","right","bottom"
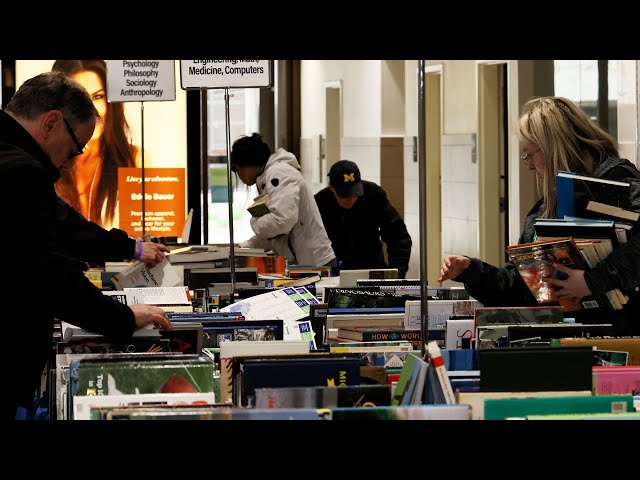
{"left": 328, "top": 160, "right": 364, "bottom": 197}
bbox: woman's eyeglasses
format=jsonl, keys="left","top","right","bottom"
{"left": 520, "top": 149, "right": 539, "bottom": 166}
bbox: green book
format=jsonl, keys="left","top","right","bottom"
{"left": 526, "top": 411, "right": 640, "bottom": 420}
{"left": 484, "top": 394, "right": 633, "bottom": 420}
{"left": 390, "top": 353, "right": 421, "bottom": 406}
{"left": 71, "top": 357, "right": 215, "bottom": 397}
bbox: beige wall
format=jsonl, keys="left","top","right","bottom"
{"left": 300, "top": 60, "right": 382, "bottom": 138}
{"left": 381, "top": 60, "right": 405, "bottom": 136}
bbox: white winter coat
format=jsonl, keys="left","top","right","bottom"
{"left": 240, "top": 148, "right": 336, "bottom": 266}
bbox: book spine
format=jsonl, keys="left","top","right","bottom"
{"left": 426, "top": 341, "right": 456, "bottom": 404}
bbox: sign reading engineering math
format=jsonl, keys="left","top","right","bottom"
{"left": 180, "top": 60, "right": 272, "bottom": 89}
{"left": 106, "top": 60, "right": 176, "bottom": 102}
{"left": 119, "top": 168, "right": 185, "bottom": 237}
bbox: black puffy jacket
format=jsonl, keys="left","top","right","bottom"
{"left": 315, "top": 180, "right": 412, "bottom": 277}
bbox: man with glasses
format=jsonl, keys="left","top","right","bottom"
{"left": 0, "top": 71, "right": 173, "bottom": 421}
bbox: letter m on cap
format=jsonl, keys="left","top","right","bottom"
{"left": 343, "top": 173, "right": 355, "bottom": 182}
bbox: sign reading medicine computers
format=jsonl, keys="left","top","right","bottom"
{"left": 179, "top": 60, "right": 272, "bottom": 89}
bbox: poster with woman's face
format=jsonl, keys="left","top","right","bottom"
{"left": 15, "top": 60, "right": 188, "bottom": 237}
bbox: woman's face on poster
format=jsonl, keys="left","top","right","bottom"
{"left": 70, "top": 70, "right": 108, "bottom": 141}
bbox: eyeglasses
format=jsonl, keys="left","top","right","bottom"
{"left": 520, "top": 149, "right": 539, "bottom": 166}
{"left": 62, "top": 117, "right": 84, "bottom": 158}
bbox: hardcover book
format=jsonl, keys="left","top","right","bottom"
{"left": 592, "top": 366, "right": 640, "bottom": 395}
{"left": 484, "top": 394, "right": 633, "bottom": 420}
{"left": 456, "top": 390, "right": 593, "bottom": 420}
{"left": 474, "top": 306, "right": 565, "bottom": 327}
{"left": 479, "top": 346, "right": 594, "bottom": 392}
{"left": 335, "top": 326, "right": 421, "bottom": 346}
{"left": 558, "top": 337, "right": 640, "bottom": 365}
{"left": 556, "top": 170, "right": 636, "bottom": 221}
{"left": 70, "top": 356, "right": 216, "bottom": 397}
{"left": 330, "top": 404, "right": 470, "bottom": 420}
{"left": 325, "top": 287, "right": 413, "bottom": 310}
{"left": 254, "top": 384, "right": 392, "bottom": 408}
{"left": 239, "top": 356, "right": 361, "bottom": 406}
{"left": 56, "top": 338, "right": 171, "bottom": 355}
{"left": 73, "top": 392, "right": 218, "bottom": 420}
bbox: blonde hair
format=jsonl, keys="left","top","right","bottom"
{"left": 517, "top": 96, "right": 619, "bottom": 218}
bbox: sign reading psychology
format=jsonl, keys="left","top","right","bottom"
{"left": 118, "top": 167, "right": 186, "bottom": 237}
{"left": 106, "top": 60, "right": 176, "bottom": 102}
{"left": 179, "top": 60, "right": 272, "bottom": 89}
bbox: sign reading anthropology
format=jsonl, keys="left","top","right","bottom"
{"left": 106, "top": 60, "right": 176, "bottom": 102}
{"left": 179, "top": 60, "right": 272, "bottom": 89}
{"left": 119, "top": 167, "right": 185, "bottom": 237}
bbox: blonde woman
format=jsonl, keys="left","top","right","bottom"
{"left": 438, "top": 96, "right": 640, "bottom": 335}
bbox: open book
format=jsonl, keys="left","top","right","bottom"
{"left": 247, "top": 192, "right": 270, "bottom": 217}
{"left": 111, "top": 257, "right": 182, "bottom": 289}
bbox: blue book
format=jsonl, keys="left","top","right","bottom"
{"left": 556, "top": 170, "right": 633, "bottom": 221}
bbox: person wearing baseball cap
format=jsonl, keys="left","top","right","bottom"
{"left": 315, "top": 160, "right": 412, "bottom": 277}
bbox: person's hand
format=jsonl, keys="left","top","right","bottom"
{"left": 438, "top": 255, "right": 471, "bottom": 284}
{"left": 543, "top": 263, "right": 592, "bottom": 300}
{"left": 129, "top": 303, "right": 173, "bottom": 330}
{"left": 140, "top": 242, "right": 169, "bottom": 267}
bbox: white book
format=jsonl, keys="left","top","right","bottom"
{"left": 73, "top": 392, "right": 217, "bottom": 420}
{"left": 123, "top": 286, "right": 191, "bottom": 306}
{"left": 167, "top": 250, "right": 229, "bottom": 263}
{"left": 219, "top": 339, "right": 310, "bottom": 358}
{"left": 426, "top": 341, "right": 455, "bottom": 404}
{"left": 105, "top": 261, "right": 134, "bottom": 273}
{"left": 339, "top": 268, "right": 398, "bottom": 287}
{"left": 445, "top": 318, "right": 475, "bottom": 350}
{"left": 405, "top": 299, "right": 480, "bottom": 329}
{"left": 111, "top": 257, "right": 182, "bottom": 289}
{"left": 326, "top": 312, "right": 405, "bottom": 329}
{"left": 60, "top": 320, "right": 160, "bottom": 342}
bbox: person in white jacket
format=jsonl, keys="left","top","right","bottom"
{"left": 230, "top": 133, "right": 337, "bottom": 267}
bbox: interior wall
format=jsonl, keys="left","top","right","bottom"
{"left": 300, "top": 61, "right": 383, "bottom": 194}
{"left": 381, "top": 60, "right": 405, "bottom": 136}
{"left": 618, "top": 60, "right": 638, "bottom": 165}
{"left": 300, "top": 61, "right": 382, "bottom": 138}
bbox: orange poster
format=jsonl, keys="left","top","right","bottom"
{"left": 119, "top": 167, "right": 186, "bottom": 237}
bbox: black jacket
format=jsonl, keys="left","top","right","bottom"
{"left": 0, "top": 111, "right": 136, "bottom": 419}
{"left": 55, "top": 195, "right": 136, "bottom": 264}
{"left": 456, "top": 157, "right": 640, "bottom": 335}
{"left": 315, "top": 180, "right": 412, "bottom": 277}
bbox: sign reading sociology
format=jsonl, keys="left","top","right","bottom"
{"left": 179, "top": 60, "right": 272, "bottom": 89}
{"left": 106, "top": 60, "right": 176, "bottom": 102}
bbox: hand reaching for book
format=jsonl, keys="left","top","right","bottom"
{"left": 438, "top": 255, "right": 471, "bottom": 284}
{"left": 139, "top": 242, "right": 169, "bottom": 267}
{"left": 543, "top": 263, "right": 592, "bottom": 301}
{"left": 129, "top": 304, "right": 173, "bottom": 331}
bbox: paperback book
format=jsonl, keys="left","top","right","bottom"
{"left": 506, "top": 237, "right": 603, "bottom": 311}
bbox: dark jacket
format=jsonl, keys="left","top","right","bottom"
{"left": 0, "top": 110, "right": 136, "bottom": 419}
{"left": 456, "top": 157, "right": 640, "bottom": 335}
{"left": 315, "top": 180, "right": 412, "bottom": 277}
{"left": 55, "top": 195, "right": 136, "bottom": 264}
